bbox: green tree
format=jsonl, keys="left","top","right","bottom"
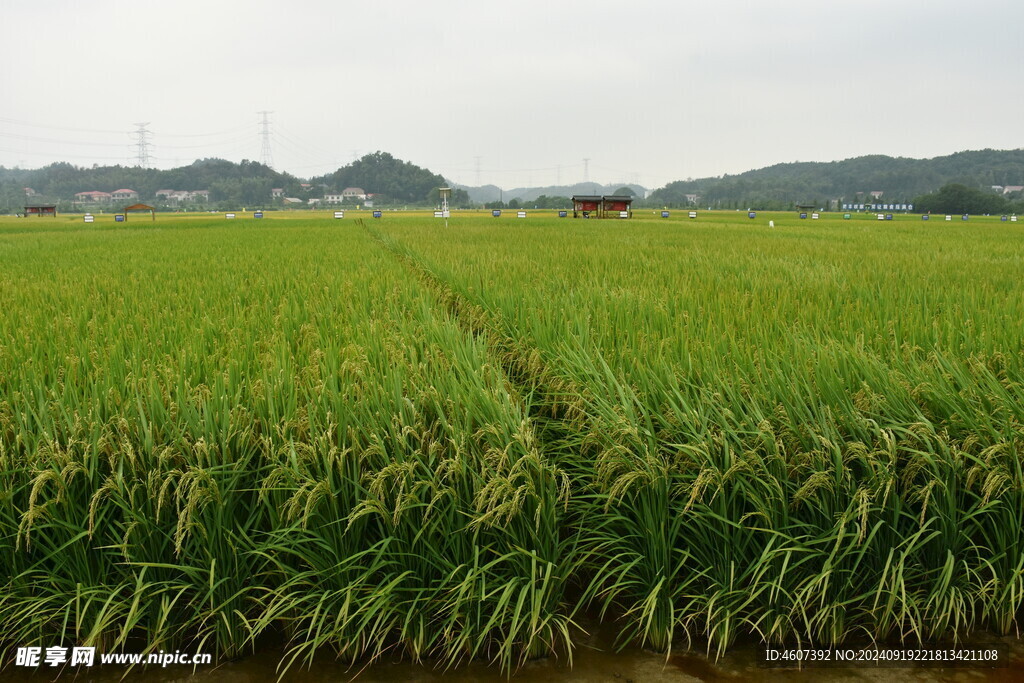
{"left": 912, "top": 183, "right": 1010, "bottom": 215}
{"left": 316, "top": 152, "right": 446, "bottom": 205}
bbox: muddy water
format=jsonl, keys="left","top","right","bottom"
{"left": 6, "top": 626, "right": 1022, "bottom": 683}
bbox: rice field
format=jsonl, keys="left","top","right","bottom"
{"left": 1, "top": 210, "right": 1022, "bottom": 675}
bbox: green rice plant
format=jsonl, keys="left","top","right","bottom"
{"left": 0, "top": 216, "right": 576, "bottom": 674}
{"left": 2, "top": 210, "right": 1021, "bottom": 674}
{"left": 376, "top": 213, "right": 1024, "bottom": 655}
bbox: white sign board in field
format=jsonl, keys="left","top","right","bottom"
{"left": 334, "top": 211, "right": 344, "bottom": 219}
{"left": 811, "top": 213, "right": 819, "bottom": 219}
{"left": 1013, "top": 216, "right": 1018, "bottom": 222}
{"left": 226, "top": 213, "right": 236, "bottom": 219}
{"left": 434, "top": 211, "right": 443, "bottom": 218}
{"left": 689, "top": 211, "right": 697, "bottom": 218}
{"left": 946, "top": 215, "right": 952, "bottom": 221}
{"left": 619, "top": 211, "right": 629, "bottom": 218}
{"left": 83, "top": 214, "right": 94, "bottom": 223}
{"left": 518, "top": 211, "right": 527, "bottom": 218}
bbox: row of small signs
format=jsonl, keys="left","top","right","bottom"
{"left": 333, "top": 210, "right": 382, "bottom": 218}
{"left": 922, "top": 214, "right": 1019, "bottom": 221}
{"left": 842, "top": 204, "right": 914, "bottom": 211}
{"left": 487, "top": 210, "right": 635, "bottom": 218}
{"left": 83, "top": 210, "right": 1020, "bottom": 225}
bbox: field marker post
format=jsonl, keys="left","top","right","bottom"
{"left": 438, "top": 187, "right": 451, "bottom": 228}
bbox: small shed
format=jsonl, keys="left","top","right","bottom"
{"left": 572, "top": 195, "right": 602, "bottom": 218}
{"left": 602, "top": 195, "right": 634, "bottom": 218}
{"left": 123, "top": 203, "right": 156, "bottom": 221}
{"left": 571, "top": 195, "right": 634, "bottom": 219}
{"left": 24, "top": 204, "right": 57, "bottom": 217}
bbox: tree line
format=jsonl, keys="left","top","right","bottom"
{"left": 0, "top": 153, "right": 470, "bottom": 213}
{"left": 646, "top": 149, "right": 1024, "bottom": 213}
{"left": 6, "top": 149, "right": 1024, "bottom": 215}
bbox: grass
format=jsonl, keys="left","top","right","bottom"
{"left": 0, "top": 210, "right": 1022, "bottom": 673}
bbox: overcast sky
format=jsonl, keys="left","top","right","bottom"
{"left": 2, "top": 0, "right": 1022, "bottom": 190}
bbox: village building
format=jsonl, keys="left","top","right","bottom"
{"left": 155, "top": 189, "right": 210, "bottom": 204}
{"left": 111, "top": 189, "right": 139, "bottom": 202}
{"left": 75, "top": 191, "right": 112, "bottom": 204}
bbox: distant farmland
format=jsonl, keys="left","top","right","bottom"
{"left": 1, "top": 211, "right": 1022, "bottom": 674}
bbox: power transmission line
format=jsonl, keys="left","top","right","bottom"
{"left": 258, "top": 111, "right": 273, "bottom": 168}
{"left": 133, "top": 123, "right": 152, "bottom": 168}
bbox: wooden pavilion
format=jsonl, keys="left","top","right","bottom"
{"left": 123, "top": 203, "right": 156, "bottom": 221}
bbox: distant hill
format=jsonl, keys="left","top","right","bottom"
{"left": 648, "top": 149, "right": 1024, "bottom": 209}
{"left": 312, "top": 151, "right": 454, "bottom": 205}
{"left": 0, "top": 159, "right": 297, "bottom": 212}
{"left": 1, "top": 153, "right": 462, "bottom": 212}
{"left": 455, "top": 182, "right": 647, "bottom": 204}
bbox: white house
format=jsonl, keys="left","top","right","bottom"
{"left": 111, "top": 189, "right": 139, "bottom": 202}
{"left": 74, "top": 191, "right": 112, "bottom": 203}
{"left": 156, "top": 189, "right": 210, "bottom": 203}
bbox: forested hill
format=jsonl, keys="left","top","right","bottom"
{"left": 0, "top": 159, "right": 297, "bottom": 211}
{"left": 648, "top": 149, "right": 1024, "bottom": 209}
{"left": 0, "top": 152, "right": 461, "bottom": 212}
{"left": 309, "top": 151, "right": 465, "bottom": 205}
